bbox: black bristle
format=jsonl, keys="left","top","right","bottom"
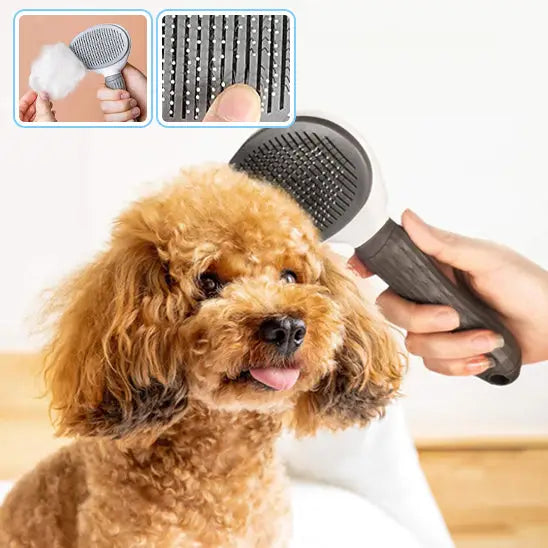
{"left": 230, "top": 116, "right": 372, "bottom": 239}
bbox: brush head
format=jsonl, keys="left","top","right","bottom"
{"left": 70, "top": 24, "right": 131, "bottom": 72}
{"left": 230, "top": 116, "right": 373, "bottom": 240}
{"left": 162, "top": 13, "right": 292, "bottom": 123}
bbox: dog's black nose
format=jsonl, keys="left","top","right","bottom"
{"left": 258, "top": 316, "right": 307, "bottom": 355}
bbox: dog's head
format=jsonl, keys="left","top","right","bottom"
{"left": 44, "top": 166, "right": 402, "bottom": 440}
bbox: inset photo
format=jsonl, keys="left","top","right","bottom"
{"left": 15, "top": 10, "right": 152, "bottom": 126}
{"left": 158, "top": 10, "right": 295, "bottom": 126}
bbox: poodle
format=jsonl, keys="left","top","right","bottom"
{"left": 0, "top": 165, "right": 403, "bottom": 547}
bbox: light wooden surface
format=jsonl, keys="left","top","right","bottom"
{"left": 0, "top": 353, "right": 67, "bottom": 478}
{"left": 1, "top": 353, "right": 547, "bottom": 547}
{"left": 420, "top": 448, "right": 548, "bottom": 548}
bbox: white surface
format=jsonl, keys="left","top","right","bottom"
{"left": 280, "top": 402, "right": 453, "bottom": 547}
{"left": 1, "top": 0, "right": 547, "bottom": 441}
{"left": 290, "top": 481, "right": 422, "bottom": 548}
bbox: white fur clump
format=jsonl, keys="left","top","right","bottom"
{"left": 29, "top": 43, "right": 86, "bottom": 100}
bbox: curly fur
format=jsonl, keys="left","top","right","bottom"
{"left": 0, "top": 165, "right": 403, "bottom": 547}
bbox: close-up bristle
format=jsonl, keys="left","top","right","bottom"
{"left": 161, "top": 13, "right": 292, "bottom": 123}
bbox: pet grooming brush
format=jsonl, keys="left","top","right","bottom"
{"left": 161, "top": 13, "right": 292, "bottom": 122}
{"left": 70, "top": 24, "right": 131, "bottom": 90}
{"left": 231, "top": 115, "right": 522, "bottom": 385}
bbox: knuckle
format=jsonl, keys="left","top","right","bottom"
{"left": 424, "top": 359, "right": 458, "bottom": 376}
{"left": 438, "top": 229, "right": 459, "bottom": 246}
{"left": 404, "top": 334, "right": 418, "bottom": 354}
{"left": 445, "top": 362, "right": 463, "bottom": 376}
{"left": 423, "top": 359, "right": 439, "bottom": 373}
{"left": 376, "top": 292, "right": 398, "bottom": 321}
{"left": 404, "top": 302, "right": 423, "bottom": 331}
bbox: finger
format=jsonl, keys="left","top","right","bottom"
{"left": 23, "top": 103, "right": 36, "bottom": 122}
{"left": 104, "top": 107, "right": 140, "bottom": 122}
{"left": 122, "top": 64, "right": 147, "bottom": 120}
{"left": 377, "top": 289, "right": 460, "bottom": 333}
{"left": 96, "top": 87, "right": 131, "bottom": 101}
{"left": 348, "top": 255, "right": 374, "bottom": 278}
{"left": 423, "top": 355, "right": 494, "bottom": 376}
{"left": 34, "top": 92, "right": 56, "bottom": 122}
{"left": 99, "top": 98, "right": 137, "bottom": 114}
{"left": 402, "top": 209, "right": 503, "bottom": 273}
{"left": 405, "top": 329, "right": 505, "bottom": 359}
{"left": 19, "top": 89, "right": 37, "bottom": 120}
{"left": 202, "top": 84, "right": 261, "bottom": 123}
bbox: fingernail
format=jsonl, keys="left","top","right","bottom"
{"left": 212, "top": 84, "right": 261, "bottom": 122}
{"left": 471, "top": 333, "right": 505, "bottom": 353}
{"left": 435, "top": 309, "right": 460, "bottom": 330}
{"left": 39, "top": 91, "right": 50, "bottom": 101}
{"left": 129, "top": 98, "right": 137, "bottom": 107}
{"left": 121, "top": 91, "right": 130, "bottom": 99}
{"left": 466, "top": 356, "right": 495, "bottom": 373}
{"left": 131, "top": 107, "right": 140, "bottom": 117}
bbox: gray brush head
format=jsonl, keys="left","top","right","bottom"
{"left": 230, "top": 116, "right": 373, "bottom": 239}
{"left": 70, "top": 24, "right": 130, "bottom": 70}
{"left": 162, "top": 13, "right": 291, "bottom": 123}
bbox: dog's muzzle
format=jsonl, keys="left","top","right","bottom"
{"left": 258, "top": 315, "right": 306, "bottom": 356}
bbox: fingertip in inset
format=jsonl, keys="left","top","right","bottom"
{"left": 203, "top": 84, "right": 261, "bottom": 123}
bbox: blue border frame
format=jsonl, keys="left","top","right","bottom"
{"left": 155, "top": 8, "right": 297, "bottom": 129}
{"left": 13, "top": 8, "right": 154, "bottom": 129}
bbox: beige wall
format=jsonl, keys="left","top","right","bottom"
{"left": 18, "top": 14, "right": 148, "bottom": 122}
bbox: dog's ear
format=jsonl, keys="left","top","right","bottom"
{"left": 292, "top": 251, "right": 404, "bottom": 435}
{"left": 43, "top": 216, "right": 189, "bottom": 440}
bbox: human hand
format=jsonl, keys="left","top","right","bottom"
{"left": 19, "top": 90, "right": 57, "bottom": 123}
{"left": 97, "top": 63, "right": 147, "bottom": 122}
{"left": 202, "top": 83, "right": 261, "bottom": 122}
{"left": 349, "top": 210, "right": 548, "bottom": 376}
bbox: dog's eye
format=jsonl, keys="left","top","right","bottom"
{"left": 198, "top": 272, "right": 223, "bottom": 298}
{"left": 281, "top": 269, "right": 298, "bottom": 284}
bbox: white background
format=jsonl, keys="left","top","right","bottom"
{"left": 1, "top": 0, "right": 547, "bottom": 440}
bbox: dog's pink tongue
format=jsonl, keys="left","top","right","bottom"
{"left": 249, "top": 368, "right": 300, "bottom": 390}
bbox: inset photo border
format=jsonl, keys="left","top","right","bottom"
{"left": 13, "top": 9, "right": 153, "bottom": 128}
{"left": 156, "top": 9, "right": 296, "bottom": 128}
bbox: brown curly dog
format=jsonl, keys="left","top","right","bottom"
{"left": 0, "top": 165, "right": 403, "bottom": 547}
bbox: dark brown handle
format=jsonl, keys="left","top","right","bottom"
{"left": 355, "top": 219, "right": 522, "bottom": 385}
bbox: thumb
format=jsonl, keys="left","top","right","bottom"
{"left": 402, "top": 209, "right": 501, "bottom": 272}
{"left": 35, "top": 92, "right": 57, "bottom": 122}
{"left": 202, "top": 84, "right": 261, "bottom": 123}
